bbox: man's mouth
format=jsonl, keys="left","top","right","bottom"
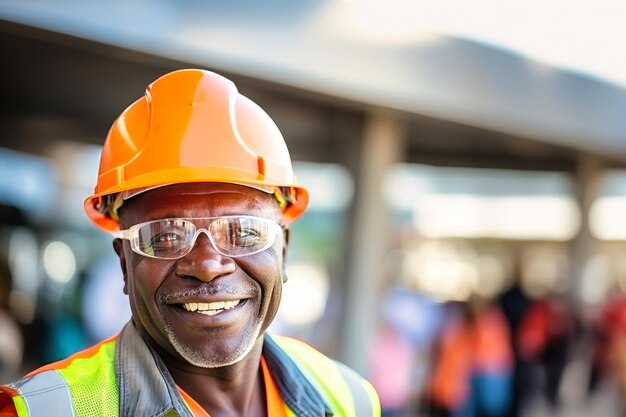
{"left": 180, "top": 300, "right": 242, "bottom": 316}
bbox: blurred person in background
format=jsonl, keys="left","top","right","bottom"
{"left": 0, "top": 258, "right": 22, "bottom": 383}
{"left": 370, "top": 287, "right": 443, "bottom": 417}
{"left": 370, "top": 321, "right": 415, "bottom": 417}
{"left": 0, "top": 69, "right": 379, "bottom": 417}
{"left": 588, "top": 284, "right": 626, "bottom": 411}
{"left": 517, "top": 292, "right": 577, "bottom": 412}
{"left": 423, "top": 296, "right": 513, "bottom": 417}
{"left": 498, "top": 267, "right": 532, "bottom": 417}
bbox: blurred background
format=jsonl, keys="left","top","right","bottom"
{"left": 2, "top": 1, "right": 626, "bottom": 416}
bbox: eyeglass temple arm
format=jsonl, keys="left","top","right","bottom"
{"left": 114, "top": 229, "right": 133, "bottom": 240}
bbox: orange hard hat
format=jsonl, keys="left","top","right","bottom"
{"left": 84, "top": 69, "right": 308, "bottom": 232}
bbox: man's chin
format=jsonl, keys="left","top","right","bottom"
{"left": 164, "top": 322, "right": 263, "bottom": 368}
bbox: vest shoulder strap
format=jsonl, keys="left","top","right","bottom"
{"left": 272, "top": 336, "right": 380, "bottom": 417}
{"left": 3, "top": 337, "right": 118, "bottom": 417}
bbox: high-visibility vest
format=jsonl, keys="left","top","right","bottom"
{"left": 1, "top": 328, "right": 379, "bottom": 417}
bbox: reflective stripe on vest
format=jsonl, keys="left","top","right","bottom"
{"left": 7, "top": 370, "right": 76, "bottom": 417}
{"left": 335, "top": 363, "right": 378, "bottom": 417}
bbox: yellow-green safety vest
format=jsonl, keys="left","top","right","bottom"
{"left": 2, "top": 324, "right": 379, "bottom": 417}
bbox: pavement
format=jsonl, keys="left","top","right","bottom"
{"left": 523, "top": 357, "right": 623, "bottom": 417}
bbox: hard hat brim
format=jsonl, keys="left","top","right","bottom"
{"left": 84, "top": 166, "right": 308, "bottom": 233}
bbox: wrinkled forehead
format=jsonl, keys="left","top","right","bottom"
{"left": 118, "top": 182, "right": 281, "bottom": 225}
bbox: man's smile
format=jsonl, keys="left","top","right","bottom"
{"left": 162, "top": 285, "right": 255, "bottom": 323}
{"left": 182, "top": 300, "right": 242, "bottom": 315}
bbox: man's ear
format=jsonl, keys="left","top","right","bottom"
{"left": 112, "top": 238, "right": 129, "bottom": 295}
{"left": 281, "top": 228, "right": 289, "bottom": 284}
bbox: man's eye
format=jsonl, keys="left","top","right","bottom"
{"left": 151, "top": 232, "right": 184, "bottom": 246}
{"left": 232, "top": 229, "right": 262, "bottom": 246}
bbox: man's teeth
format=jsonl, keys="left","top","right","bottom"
{"left": 182, "top": 300, "right": 241, "bottom": 315}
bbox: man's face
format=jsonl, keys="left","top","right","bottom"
{"left": 113, "top": 182, "right": 287, "bottom": 368}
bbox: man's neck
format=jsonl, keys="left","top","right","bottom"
{"left": 163, "top": 339, "right": 267, "bottom": 417}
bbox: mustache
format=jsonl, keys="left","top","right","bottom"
{"left": 159, "top": 284, "right": 256, "bottom": 303}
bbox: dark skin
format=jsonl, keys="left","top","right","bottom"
{"left": 112, "top": 182, "right": 289, "bottom": 417}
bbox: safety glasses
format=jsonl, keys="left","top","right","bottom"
{"left": 117, "top": 216, "right": 283, "bottom": 259}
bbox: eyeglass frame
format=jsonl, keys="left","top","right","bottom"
{"left": 116, "top": 215, "right": 284, "bottom": 260}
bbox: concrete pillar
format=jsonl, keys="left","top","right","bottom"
{"left": 569, "top": 154, "right": 603, "bottom": 302}
{"left": 338, "top": 110, "right": 406, "bottom": 375}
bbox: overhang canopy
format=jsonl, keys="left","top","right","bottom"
{"left": 1, "top": 1, "right": 625, "bottom": 169}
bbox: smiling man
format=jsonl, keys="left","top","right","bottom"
{"left": 0, "top": 69, "right": 380, "bottom": 417}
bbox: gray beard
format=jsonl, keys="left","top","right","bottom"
{"left": 163, "top": 319, "right": 263, "bottom": 368}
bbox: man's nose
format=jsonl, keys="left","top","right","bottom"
{"left": 175, "top": 233, "right": 236, "bottom": 281}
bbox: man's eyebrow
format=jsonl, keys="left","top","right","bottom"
{"left": 138, "top": 210, "right": 280, "bottom": 222}
{"left": 241, "top": 199, "right": 281, "bottom": 219}
{"left": 145, "top": 213, "right": 185, "bottom": 221}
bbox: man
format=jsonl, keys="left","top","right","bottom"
{"left": 0, "top": 69, "right": 380, "bottom": 417}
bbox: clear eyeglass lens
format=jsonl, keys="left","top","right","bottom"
{"left": 133, "top": 217, "right": 278, "bottom": 259}
{"left": 210, "top": 217, "right": 275, "bottom": 256}
{"left": 137, "top": 219, "right": 195, "bottom": 258}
